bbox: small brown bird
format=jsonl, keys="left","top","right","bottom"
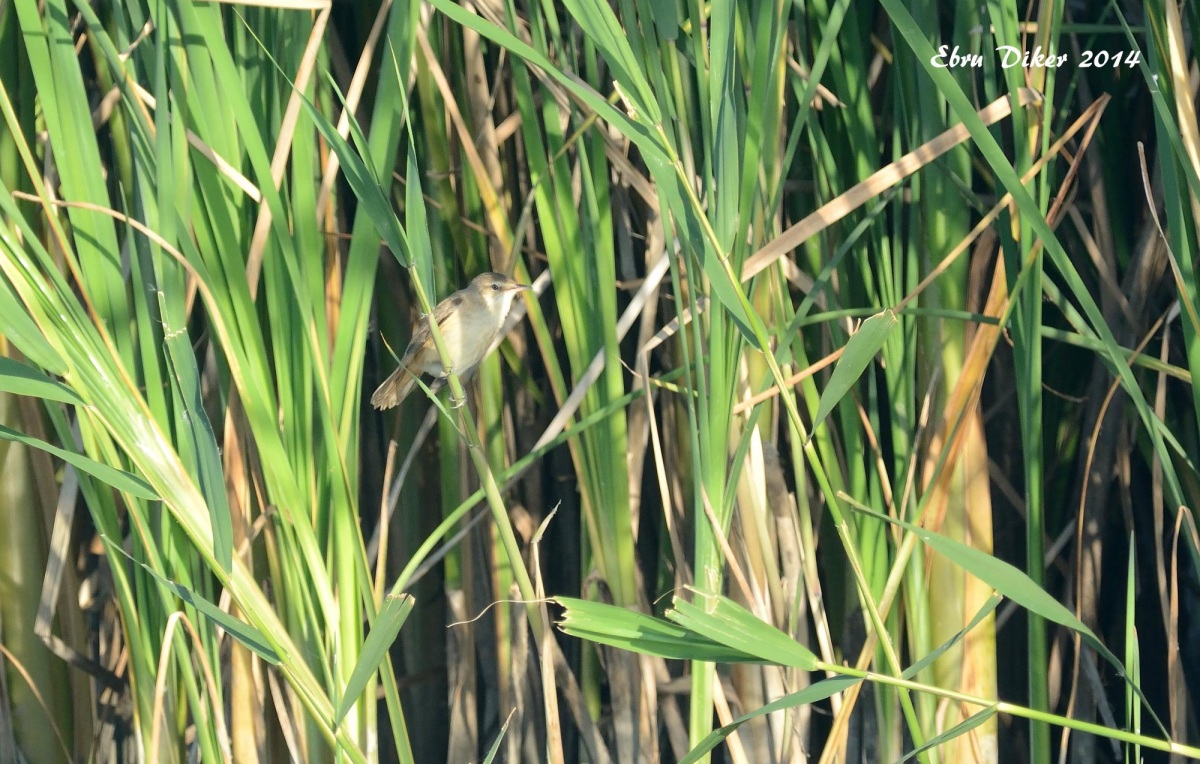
{"left": 371, "top": 272, "right": 532, "bottom": 410}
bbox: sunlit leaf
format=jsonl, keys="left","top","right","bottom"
{"left": 336, "top": 594, "right": 414, "bottom": 726}
{"left": 555, "top": 597, "right": 765, "bottom": 663}
{"left": 667, "top": 589, "right": 817, "bottom": 670}
{"left": 0, "top": 355, "right": 83, "bottom": 405}
{"left": 850, "top": 501, "right": 1165, "bottom": 735}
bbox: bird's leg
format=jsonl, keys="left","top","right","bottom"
{"left": 431, "top": 370, "right": 465, "bottom": 409}
{"left": 447, "top": 375, "right": 476, "bottom": 429}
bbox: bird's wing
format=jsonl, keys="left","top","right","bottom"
{"left": 433, "top": 294, "right": 465, "bottom": 325}
{"left": 402, "top": 292, "right": 464, "bottom": 358}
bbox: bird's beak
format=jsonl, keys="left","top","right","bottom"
{"left": 511, "top": 283, "right": 533, "bottom": 293}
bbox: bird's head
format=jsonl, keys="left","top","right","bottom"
{"left": 471, "top": 272, "right": 532, "bottom": 314}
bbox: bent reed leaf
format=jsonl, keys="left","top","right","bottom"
{"left": 0, "top": 423, "right": 156, "bottom": 500}
{"left": 0, "top": 355, "right": 82, "bottom": 405}
{"left": 555, "top": 596, "right": 766, "bottom": 664}
{"left": 103, "top": 535, "right": 280, "bottom": 666}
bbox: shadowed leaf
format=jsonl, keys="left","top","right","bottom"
{"left": 810, "top": 309, "right": 897, "bottom": 439}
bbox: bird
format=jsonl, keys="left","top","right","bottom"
{"left": 370, "top": 272, "right": 532, "bottom": 410}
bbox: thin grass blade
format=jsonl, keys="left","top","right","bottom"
{"left": 679, "top": 676, "right": 863, "bottom": 764}
{"left": 107, "top": 537, "right": 280, "bottom": 666}
{"left": 898, "top": 706, "right": 999, "bottom": 763}
{"left": 903, "top": 593, "right": 1003, "bottom": 681}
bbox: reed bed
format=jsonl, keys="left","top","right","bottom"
{"left": 0, "top": 1, "right": 1197, "bottom": 762}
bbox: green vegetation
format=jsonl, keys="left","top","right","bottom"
{"left": 0, "top": 0, "right": 1197, "bottom": 762}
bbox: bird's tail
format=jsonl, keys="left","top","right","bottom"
{"left": 370, "top": 366, "right": 419, "bottom": 410}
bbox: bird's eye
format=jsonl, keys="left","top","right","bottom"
{"left": 492, "top": 283, "right": 501, "bottom": 291}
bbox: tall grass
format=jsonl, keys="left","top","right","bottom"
{"left": 0, "top": 0, "right": 1198, "bottom": 762}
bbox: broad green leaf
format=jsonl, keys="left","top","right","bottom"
{"left": 105, "top": 536, "right": 280, "bottom": 666}
{"left": 336, "top": 594, "right": 414, "bottom": 726}
{"left": 13, "top": 0, "right": 126, "bottom": 363}
{"left": 667, "top": 589, "right": 818, "bottom": 670}
{"left": 680, "top": 676, "right": 862, "bottom": 764}
{"left": 701, "top": 248, "right": 760, "bottom": 349}
{"left": 0, "top": 423, "right": 156, "bottom": 499}
{"left": 555, "top": 597, "right": 764, "bottom": 663}
{"left": 0, "top": 355, "right": 83, "bottom": 405}
{"left": 649, "top": 0, "right": 677, "bottom": 41}
{"left": 851, "top": 502, "right": 1093, "bottom": 640}
{"left": 898, "top": 706, "right": 998, "bottom": 763}
{"left": 402, "top": 99, "right": 434, "bottom": 301}
{"left": 854, "top": 503, "right": 1089, "bottom": 636}
{"left": 810, "top": 309, "right": 897, "bottom": 439}
{"left": 708, "top": 0, "right": 739, "bottom": 259}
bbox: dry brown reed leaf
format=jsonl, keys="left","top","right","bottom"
{"left": 741, "top": 89, "right": 1044, "bottom": 283}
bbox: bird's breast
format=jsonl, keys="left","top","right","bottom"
{"left": 442, "top": 315, "right": 495, "bottom": 371}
